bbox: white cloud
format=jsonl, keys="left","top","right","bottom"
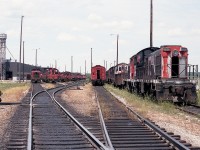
{"left": 57, "top": 33, "right": 93, "bottom": 44}
{"left": 57, "top": 33, "right": 76, "bottom": 41}
{"left": 190, "top": 29, "right": 200, "bottom": 36}
{"left": 6, "top": 29, "right": 18, "bottom": 38}
{"left": 167, "top": 28, "right": 185, "bottom": 36}
{"left": 88, "top": 13, "right": 103, "bottom": 23}
{"left": 104, "top": 20, "right": 134, "bottom": 30}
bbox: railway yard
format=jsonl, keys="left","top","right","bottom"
{"left": 1, "top": 1, "right": 200, "bottom": 149}
{"left": 0, "top": 81, "right": 200, "bottom": 149}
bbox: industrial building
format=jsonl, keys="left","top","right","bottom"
{"left": 2, "top": 59, "right": 43, "bottom": 80}
{"left": 0, "top": 33, "right": 44, "bottom": 81}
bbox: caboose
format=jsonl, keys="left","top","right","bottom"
{"left": 124, "top": 45, "right": 197, "bottom": 104}
{"left": 91, "top": 65, "right": 106, "bottom": 86}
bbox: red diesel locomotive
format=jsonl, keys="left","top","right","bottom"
{"left": 107, "top": 45, "right": 198, "bottom": 104}
{"left": 91, "top": 65, "right": 106, "bottom": 86}
{"left": 41, "top": 68, "right": 60, "bottom": 83}
{"left": 31, "top": 69, "right": 42, "bottom": 83}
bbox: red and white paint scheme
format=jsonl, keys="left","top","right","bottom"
{"left": 115, "top": 45, "right": 198, "bottom": 104}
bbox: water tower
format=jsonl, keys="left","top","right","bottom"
{"left": 0, "top": 33, "right": 7, "bottom": 79}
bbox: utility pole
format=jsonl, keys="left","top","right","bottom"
{"left": 85, "top": 60, "right": 86, "bottom": 75}
{"left": 116, "top": 34, "right": 119, "bottom": 67}
{"left": 91, "top": 48, "right": 93, "bottom": 69}
{"left": 55, "top": 60, "right": 57, "bottom": 68}
{"left": 71, "top": 56, "right": 73, "bottom": 72}
{"left": 23, "top": 41, "right": 24, "bottom": 82}
{"left": 150, "top": 0, "right": 153, "bottom": 47}
{"left": 35, "top": 49, "right": 37, "bottom": 66}
{"left": 111, "top": 34, "right": 119, "bottom": 68}
{"left": 19, "top": 15, "right": 24, "bottom": 83}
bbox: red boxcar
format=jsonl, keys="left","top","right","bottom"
{"left": 91, "top": 65, "right": 106, "bottom": 86}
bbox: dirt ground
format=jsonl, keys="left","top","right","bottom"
{"left": 61, "top": 83, "right": 200, "bottom": 147}
{"left": 61, "top": 83, "right": 97, "bottom": 116}
{"left": 0, "top": 85, "right": 29, "bottom": 147}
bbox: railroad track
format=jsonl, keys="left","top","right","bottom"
{"left": 3, "top": 82, "right": 200, "bottom": 149}
{"left": 177, "top": 104, "right": 200, "bottom": 118}
{"left": 95, "top": 86, "right": 199, "bottom": 150}
{"left": 28, "top": 82, "right": 107, "bottom": 149}
{"left": 54, "top": 83, "right": 114, "bottom": 149}
{"left": 3, "top": 83, "right": 40, "bottom": 149}
{"left": 4, "top": 82, "right": 104, "bottom": 149}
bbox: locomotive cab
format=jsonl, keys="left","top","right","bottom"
{"left": 161, "top": 45, "right": 188, "bottom": 79}
{"left": 158, "top": 45, "right": 197, "bottom": 104}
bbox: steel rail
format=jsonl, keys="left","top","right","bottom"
{"left": 95, "top": 91, "right": 114, "bottom": 150}
{"left": 124, "top": 102, "right": 190, "bottom": 150}
{"left": 27, "top": 83, "right": 70, "bottom": 150}
{"left": 176, "top": 105, "right": 200, "bottom": 118}
{"left": 190, "top": 104, "right": 200, "bottom": 108}
{"left": 27, "top": 89, "right": 45, "bottom": 150}
{"left": 104, "top": 87, "right": 190, "bottom": 150}
{"left": 50, "top": 84, "right": 110, "bottom": 150}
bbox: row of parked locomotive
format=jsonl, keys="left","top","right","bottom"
{"left": 31, "top": 67, "right": 86, "bottom": 83}
{"left": 107, "top": 45, "right": 198, "bottom": 104}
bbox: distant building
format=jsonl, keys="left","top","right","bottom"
{"left": 1, "top": 59, "right": 44, "bottom": 80}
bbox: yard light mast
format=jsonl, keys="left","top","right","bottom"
{"left": 150, "top": 0, "right": 153, "bottom": 47}
{"left": 19, "top": 15, "right": 24, "bottom": 83}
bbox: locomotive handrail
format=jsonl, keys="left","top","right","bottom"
{"left": 167, "top": 63, "right": 187, "bottom": 78}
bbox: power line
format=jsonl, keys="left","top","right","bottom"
{"left": 6, "top": 47, "right": 16, "bottom": 60}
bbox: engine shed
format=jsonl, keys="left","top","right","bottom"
{"left": 1, "top": 59, "right": 45, "bottom": 81}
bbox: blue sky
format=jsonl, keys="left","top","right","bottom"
{"left": 1, "top": 0, "right": 200, "bottom": 73}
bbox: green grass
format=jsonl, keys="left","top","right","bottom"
{"left": 104, "top": 84, "right": 178, "bottom": 116}
{"left": 197, "top": 90, "right": 200, "bottom": 105}
{"left": 0, "top": 82, "right": 29, "bottom": 92}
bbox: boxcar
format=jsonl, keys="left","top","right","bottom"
{"left": 91, "top": 65, "right": 106, "bottom": 86}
